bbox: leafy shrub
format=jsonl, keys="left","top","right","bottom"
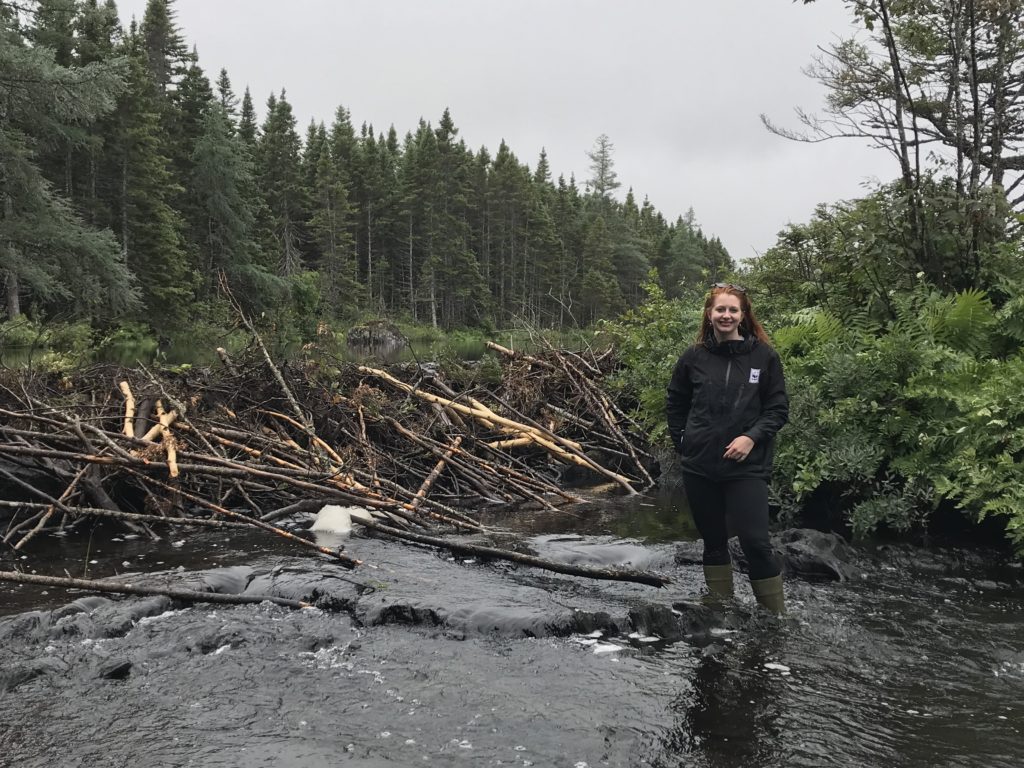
{"left": 616, "top": 276, "right": 1024, "bottom": 550}
{"left": 602, "top": 279, "right": 702, "bottom": 444}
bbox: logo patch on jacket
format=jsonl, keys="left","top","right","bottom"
{"left": 749, "top": 368, "right": 761, "bottom": 384}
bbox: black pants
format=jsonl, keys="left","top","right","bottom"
{"left": 682, "top": 473, "right": 780, "bottom": 581}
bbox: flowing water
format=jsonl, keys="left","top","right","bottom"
{"left": 1, "top": 491, "right": 1021, "bottom": 768}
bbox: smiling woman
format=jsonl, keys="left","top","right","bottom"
{"left": 666, "top": 284, "right": 789, "bottom": 613}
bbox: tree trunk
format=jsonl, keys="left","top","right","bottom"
{"left": 2, "top": 190, "right": 17, "bottom": 318}
{"left": 121, "top": 155, "right": 129, "bottom": 263}
{"left": 366, "top": 202, "right": 373, "bottom": 308}
{"left": 429, "top": 267, "right": 438, "bottom": 329}
{"left": 4, "top": 270, "right": 20, "bottom": 319}
{"left": 407, "top": 214, "right": 415, "bottom": 320}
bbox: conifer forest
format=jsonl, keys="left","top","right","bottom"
{"left": 0, "top": 0, "right": 732, "bottom": 338}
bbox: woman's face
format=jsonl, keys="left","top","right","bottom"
{"left": 708, "top": 292, "right": 744, "bottom": 340}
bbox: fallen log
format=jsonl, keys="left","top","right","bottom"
{"left": 0, "top": 570, "right": 313, "bottom": 609}
{"left": 355, "top": 518, "right": 671, "bottom": 588}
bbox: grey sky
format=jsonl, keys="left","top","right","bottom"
{"left": 118, "top": 0, "right": 895, "bottom": 262}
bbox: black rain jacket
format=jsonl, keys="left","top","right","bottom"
{"left": 666, "top": 333, "right": 789, "bottom": 481}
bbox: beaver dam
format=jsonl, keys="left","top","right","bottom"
{"left": 0, "top": 338, "right": 668, "bottom": 598}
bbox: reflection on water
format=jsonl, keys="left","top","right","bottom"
{"left": 675, "top": 637, "right": 787, "bottom": 767}
{"left": 477, "top": 486, "right": 700, "bottom": 542}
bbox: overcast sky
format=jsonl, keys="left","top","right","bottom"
{"left": 116, "top": 0, "right": 895, "bottom": 262}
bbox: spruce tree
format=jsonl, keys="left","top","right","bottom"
{"left": 0, "top": 8, "right": 139, "bottom": 321}
{"left": 237, "top": 87, "right": 258, "bottom": 147}
{"left": 139, "top": 0, "right": 189, "bottom": 94}
{"left": 105, "top": 22, "right": 192, "bottom": 327}
{"left": 191, "top": 102, "right": 275, "bottom": 305}
{"left": 308, "top": 138, "right": 359, "bottom": 317}
{"left": 73, "top": 0, "right": 123, "bottom": 226}
{"left": 215, "top": 68, "right": 238, "bottom": 119}
{"left": 586, "top": 134, "right": 620, "bottom": 200}
{"left": 255, "top": 90, "right": 307, "bottom": 276}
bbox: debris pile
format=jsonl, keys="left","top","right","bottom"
{"left": 0, "top": 339, "right": 666, "bottom": 589}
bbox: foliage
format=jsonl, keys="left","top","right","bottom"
{"left": 618, "top": 244, "right": 1024, "bottom": 549}
{"left": 0, "top": 8, "right": 140, "bottom": 323}
{"left": 601, "top": 276, "right": 703, "bottom": 443}
{"left": 0, "top": 318, "right": 95, "bottom": 369}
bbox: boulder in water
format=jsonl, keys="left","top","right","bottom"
{"left": 345, "top": 320, "right": 404, "bottom": 348}
{"left": 727, "top": 528, "right": 863, "bottom": 582}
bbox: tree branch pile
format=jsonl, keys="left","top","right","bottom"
{"left": 0, "top": 340, "right": 665, "bottom": 588}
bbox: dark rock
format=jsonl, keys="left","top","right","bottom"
{"left": 345, "top": 320, "right": 404, "bottom": 347}
{"left": 0, "top": 657, "right": 64, "bottom": 693}
{"left": 0, "top": 611, "right": 49, "bottom": 644}
{"left": 202, "top": 566, "right": 255, "bottom": 594}
{"left": 775, "top": 528, "right": 863, "bottom": 581}
{"left": 729, "top": 528, "right": 863, "bottom": 582}
{"left": 673, "top": 541, "right": 703, "bottom": 566}
{"left": 52, "top": 596, "right": 114, "bottom": 619}
{"left": 98, "top": 659, "right": 132, "bottom": 680}
{"left": 630, "top": 603, "right": 688, "bottom": 642}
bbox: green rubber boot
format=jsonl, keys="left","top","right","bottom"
{"left": 750, "top": 574, "right": 785, "bottom": 615}
{"left": 702, "top": 564, "right": 735, "bottom": 599}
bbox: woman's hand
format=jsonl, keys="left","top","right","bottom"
{"left": 723, "top": 435, "right": 754, "bottom": 462}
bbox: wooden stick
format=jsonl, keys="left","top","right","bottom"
{"left": 138, "top": 408, "right": 177, "bottom": 443}
{"left": 155, "top": 400, "right": 180, "bottom": 478}
{"left": 409, "top": 436, "right": 462, "bottom": 511}
{"left": 259, "top": 409, "right": 347, "bottom": 467}
{"left": 0, "top": 570, "right": 312, "bottom": 609}
{"left": 355, "top": 518, "right": 670, "bottom": 588}
{"left": 485, "top": 436, "right": 535, "bottom": 450}
{"left": 359, "top": 365, "right": 636, "bottom": 491}
{"left": 215, "top": 346, "right": 239, "bottom": 376}
{"left": 485, "top": 340, "right": 556, "bottom": 370}
{"left": 120, "top": 467, "right": 364, "bottom": 568}
{"left": 13, "top": 465, "right": 88, "bottom": 550}
{"left": 0, "top": 500, "right": 250, "bottom": 529}
{"left": 118, "top": 381, "right": 135, "bottom": 438}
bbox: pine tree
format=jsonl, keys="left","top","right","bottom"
{"left": 551, "top": 173, "right": 583, "bottom": 324}
{"left": 255, "top": 90, "right": 307, "bottom": 276}
{"left": 27, "top": 0, "right": 76, "bottom": 66}
{"left": 487, "top": 140, "right": 529, "bottom": 323}
{"left": 586, "top": 134, "right": 620, "bottom": 200}
{"left": 29, "top": 0, "right": 80, "bottom": 197}
{"left": 237, "top": 87, "right": 257, "bottom": 147}
{"left": 579, "top": 216, "right": 624, "bottom": 324}
{"left": 168, "top": 54, "right": 213, "bottom": 277}
{"left": 105, "top": 22, "right": 192, "bottom": 327}
{"left": 139, "top": 0, "right": 189, "bottom": 94}
{"left": 191, "top": 102, "right": 278, "bottom": 307}
{"left": 1, "top": 9, "right": 140, "bottom": 321}
{"left": 308, "top": 138, "right": 359, "bottom": 317}
{"left": 72, "top": 0, "right": 122, "bottom": 226}
{"left": 215, "top": 68, "right": 238, "bottom": 119}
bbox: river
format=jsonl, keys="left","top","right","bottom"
{"left": 1, "top": 490, "right": 1021, "bottom": 767}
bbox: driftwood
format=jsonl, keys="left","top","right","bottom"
{"left": 356, "top": 518, "right": 670, "bottom": 588}
{"left": 0, "top": 570, "right": 312, "bottom": 609}
{"left": 0, "top": 329, "right": 664, "bottom": 589}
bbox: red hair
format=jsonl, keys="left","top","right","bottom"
{"left": 695, "top": 286, "right": 771, "bottom": 345}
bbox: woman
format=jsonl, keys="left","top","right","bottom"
{"left": 666, "top": 283, "right": 789, "bottom": 613}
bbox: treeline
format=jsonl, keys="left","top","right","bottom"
{"left": 0, "top": 0, "right": 733, "bottom": 338}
